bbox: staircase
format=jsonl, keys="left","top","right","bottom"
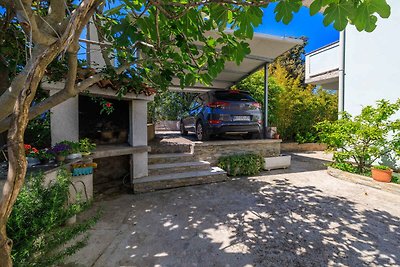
{"left": 132, "top": 147, "right": 227, "bottom": 193}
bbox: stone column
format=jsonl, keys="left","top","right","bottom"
{"left": 129, "top": 99, "right": 149, "bottom": 179}
{"left": 50, "top": 89, "right": 79, "bottom": 145}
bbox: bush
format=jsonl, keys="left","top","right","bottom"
{"left": 372, "top": 165, "right": 391, "bottom": 171}
{"left": 218, "top": 154, "right": 264, "bottom": 176}
{"left": 7, "top": 169, "right": 98, "bottom": 266}
{"left": 236, "top": 70, "right": 337, "bottom": 142}
{"left": 317, "top": 99, "right": 400, "bottom": 173}
{"left": 148, "top": 91, "right": 197, "bottom": 122}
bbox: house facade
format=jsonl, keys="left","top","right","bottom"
{"left": 305, "top": 0, "right": 400, "bottom": 116}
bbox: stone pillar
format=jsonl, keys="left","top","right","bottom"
{"left": 129, "top": 99, "right": 148, "bottom": 180}
{"left": 50, "top": 89, "right": 79, "bottom": 145}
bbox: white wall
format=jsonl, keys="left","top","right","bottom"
{"left": 306, "top": 42, "right": 339, "bottom": 79}
{"left": 344, "top": 0, "right": 400, "bottom": 115}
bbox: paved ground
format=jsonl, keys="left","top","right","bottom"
{"left": 67, "top": 153, "right": 400, "bottom": 267}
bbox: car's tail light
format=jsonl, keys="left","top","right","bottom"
{"left": 208, "top": 120, "right": 222, "bottom": 125}
{"left": 252, "top": 102, "right": 261, "bottom": 109}
{"left": 206, "top": 101, "right": 230, "bottom": 108}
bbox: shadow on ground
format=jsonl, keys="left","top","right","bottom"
{"left": 83, "top": 173, "right": 399, "bottom": 266}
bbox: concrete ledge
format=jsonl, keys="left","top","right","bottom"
{"left": 327, "top": 167, "right": 400, "bottom": 196}
{"left": 194, "top": 139, "right": 281, "bottom": 165}
{"left": 281, "top": 142, "right": 327, "bottom": 152}
{"left": 93, "top": 144, "right": 150, "bottom": 159}
{"left": 195, "top": 139, "right": 281, "bottom": 147}
{"left": 132, "top": 167, "right": 227, "bottom": 193}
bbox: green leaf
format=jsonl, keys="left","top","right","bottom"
{"left": 309, "top": 0, "right": 323, "bottom": 16}
{"left": 369, "top": 0, "right": 391, "bottom": 18}
{"left": 274, "top": 0, "right": 302, "bottom": 25}
{"left": 323, "top": 1, "right": 354, "bottom": 31}
{"left": 353, "top": 3, "right": 378, "bottom": 32}
{"left": 104, "top": 4, "right": 124, "bottom": 16}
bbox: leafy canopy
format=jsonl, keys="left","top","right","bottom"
{"left": 93, "top": 0, "right": 391, "bottom": 92}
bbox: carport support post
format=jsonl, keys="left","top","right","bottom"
{"left": 263, "top": 63, "right": 269, "bottom": 139}
{"left": 129, "top": 99, "right": 149, "bottom": 180}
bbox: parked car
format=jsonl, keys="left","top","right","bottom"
{"left": 180, "top": 90, "right": 263, "bottom": 141}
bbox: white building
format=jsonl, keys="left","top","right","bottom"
{"left": 305, "top": 0, "right": 400, "bottom": 115}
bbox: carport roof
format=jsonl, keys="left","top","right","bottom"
{"left": 169, "top": 32, "right": 303, "bottom": 93}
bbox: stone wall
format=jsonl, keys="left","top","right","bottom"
{"left": 155, "top": 120, "right": 180, "bottom": 131}
{"left": 281, "top": 142, "right": 327, "bottom": 152}
{"left": 194, "top": 139, "right": 281, "bottom": 166}
{"left": 93, "top": 155, "right": 130, "bottom": 195}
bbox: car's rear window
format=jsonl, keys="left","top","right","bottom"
{"left": 214, "top": 91, "right": 255, "bottom": 102}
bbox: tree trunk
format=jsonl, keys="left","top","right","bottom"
{"left": 0, "top": 1, "right": 100, "bottom": 264}
{"left": 0, "top": 68, "right": 32, "bottom": 267}
{"left": 0, "top": 222, "right": 13, "bottom": 267}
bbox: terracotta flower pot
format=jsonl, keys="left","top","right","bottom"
{"left": 371, "top": 168, "right": 393, "bottom": 183}
{"left": 56, "top": 155, "right": 66, "bottom": 163}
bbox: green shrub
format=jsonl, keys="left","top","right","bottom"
{"left": 7, "top": 169, "right": 98, "bottom": 266}
{"left": 372, "top": 165, "right": 392, "bottom": 170}
{"left": 329, "top": 162, "right": 359, "bottom": 174}
{"left": 79, "top": 138, "right": 96, "bottom": 154}
{"left": 218, "top": 154, "right": 264, "bottom": 176}
{"left": 392, "top": 173, "right": 400, "bottom": 184}
{"left": 317, "top": 99, "right": 400, "bottom": 173}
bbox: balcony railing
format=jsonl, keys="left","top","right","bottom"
{"left": 305, "top": 41, "right": 339, "bottom": 86}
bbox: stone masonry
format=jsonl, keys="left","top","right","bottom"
{"left": 193, "top": 139, "right": 281, "bottom": 165}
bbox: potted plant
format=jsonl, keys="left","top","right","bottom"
{"left": 50, "top": 143, "right": 71, "bottom": 163}
{"left": 60, "top": 141, "right": 82, "bottom": 160}
{"left": 24, "top": 144, "right": 40, "bottom": 167}
{"left": 79, "top": 138, "right": 96, "bottom": 156}
{"left": 37, "top": 148, "right": 55, "bottom": 164}
{"left": 371, "top": 165, "right": 393, "bottom": 183}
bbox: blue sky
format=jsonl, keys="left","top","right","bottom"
{"left": 256, "top": 4, "right": 339, "bottom": 53}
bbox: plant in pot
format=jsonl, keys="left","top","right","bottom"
{"left": 79, "top": 138, "right": 96, "bottom": 156}
{"left": 60, "top": 140, "right": 82, "bottom": 160}
{"left": 24, "top": 144, "right": 40, "bottom": 167}
{"left": 371, "top": 165, "right": 393, "bottom": 183}
{"left": 37, "top": 148, "right": 55, "bottom": 164}
{"left": 50, "top": 143, "right": 71, "bottom": 163}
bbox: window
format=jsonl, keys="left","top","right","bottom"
{"left": 214, "top": 91, "right": 255, "bottom": 102}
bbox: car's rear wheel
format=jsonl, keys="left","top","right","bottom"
{"left": 180, "top": 121, "right": 188, "bottom": 136}
{"left": 196, "top": 121, "right": 209, "bottom": 141}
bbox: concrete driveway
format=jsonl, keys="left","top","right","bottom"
{"left": 68, "top": 153, "right": 400, "bottom": 267}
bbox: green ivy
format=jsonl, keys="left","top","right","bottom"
{"left": 7, "top": 169, "right": 99, "bottom": 266}
{"left": 218, "top": 154, "right": 264, "bottom": 176}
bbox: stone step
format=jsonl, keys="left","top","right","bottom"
{"left": 149, "top": 143, "right": 192, "bottom": 154}
{"left": 148, "top": 161, "right": 210, "bottom": 176}
{"left": 132, "top": 167, "right": 228, "bottom": 193}
{"left": 148, "top": 153, "right": 195, "bottom": 165}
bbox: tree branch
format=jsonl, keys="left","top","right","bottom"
{"left": 14, "top": 0, "right": 58, "bottom": 46}
{"left": 0, "top": 62, "right": 132, "bottom": 133}
{"left": 47, "top": 0, "right": 66, "bottom": 24}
